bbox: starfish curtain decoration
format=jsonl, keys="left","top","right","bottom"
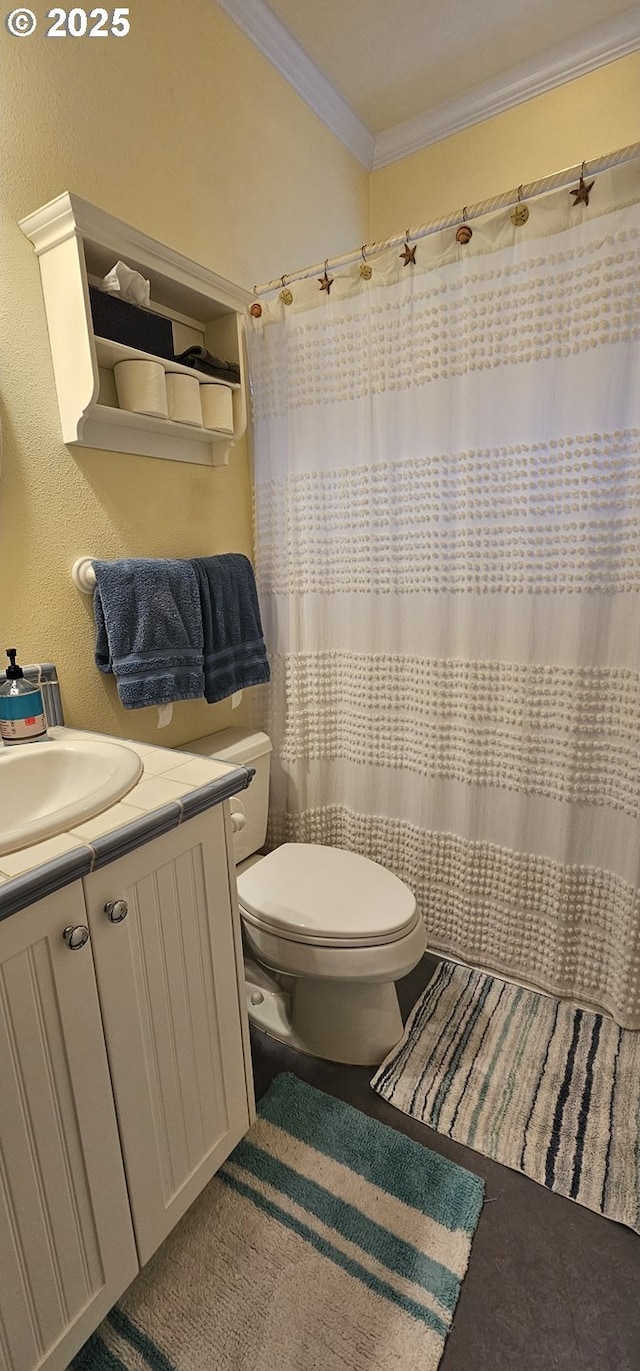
{"left": 318, "top": 262, "right": 334, "bottom": 294}
{"left": 400, "top": 240, "right": 417, "bottom": 266}
{"left": 571, "top": 174, "right": 595, "bottom": 208}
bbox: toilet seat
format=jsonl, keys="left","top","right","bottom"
{"left": 242, "top": 907, "right": 427, "bottom": 986}
{"left": 237, "top": 842, "right": 417, "bottom": 948}
{"left": 239, "top": 902, "right": 422, "bottom": 948}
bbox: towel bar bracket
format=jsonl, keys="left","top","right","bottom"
{"left": 72, "top": 557, "right": 97, "bottom": 593}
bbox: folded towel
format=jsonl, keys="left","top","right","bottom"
{"left": 93, "top": 558, "right": 205, "bottom": 709}
{"left": 190, "top": 554, "right": 270, "bottom": 704}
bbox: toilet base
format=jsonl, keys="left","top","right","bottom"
{"left": 244, "top": 959, "right": 403, "bottom": 1066}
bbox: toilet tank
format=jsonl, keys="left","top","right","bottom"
{"left": 179, "top": 728, "right": 272, "bottom": 865}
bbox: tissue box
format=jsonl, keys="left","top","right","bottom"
{"left": 89, "top": 286, "right": 174, "bottom": 361}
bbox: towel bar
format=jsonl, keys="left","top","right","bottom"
{"left": 71, "top": 557, "right": 97, "bottom": 593}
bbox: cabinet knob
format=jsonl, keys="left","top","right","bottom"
{"left": 104, "top": 899, "right": 129, "bottom": 923}
{"left": 63, "top": 924, "right": 90, "bottom": 950}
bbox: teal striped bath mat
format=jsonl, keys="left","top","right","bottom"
{"left": 372, "top": 962, "right": 640, "bottom": 1232}
{"left": 72, "top": 1073, "right": 484, "bottom": 1371}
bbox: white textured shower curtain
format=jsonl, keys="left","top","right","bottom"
{"left": 247, "top": 156, "right": 640, "bottom": 1028}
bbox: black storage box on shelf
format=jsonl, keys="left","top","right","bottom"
{"left": 89, "top": 285, "right": 174, "bottom": 361}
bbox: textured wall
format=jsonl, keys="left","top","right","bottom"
{"left": 1, "top": 4, "right": 637, "bottom": 748}
{"left": 0, "top": 0, "right": 369, "bottom": 745}
{"left": 370, "top": 53, "right": 640, "bottom": 240}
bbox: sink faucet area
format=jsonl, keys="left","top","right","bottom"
{"left": 0, "top": 737, "right": 143, "bottom": 855}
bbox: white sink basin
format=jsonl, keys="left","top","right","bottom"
{"left": 0, "top": 739, "right": 144, "bottom": 856}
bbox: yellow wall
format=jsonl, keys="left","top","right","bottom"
{"left": 370, "top": 53, "right": 640, "bottom": 241}
{"left": 1, "top": 9, "right": 638, "bottom": 750}
{"left": 0, "top": 0, "right": 369, "bottom": 745}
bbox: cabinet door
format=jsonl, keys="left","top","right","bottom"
{"left": 84, "top": 808, "right": 252, "bottom": 1265}
{"left": 0, "top": 885, "right": 138, "bottom": 1371}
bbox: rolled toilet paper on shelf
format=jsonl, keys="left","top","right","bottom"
{"left": 200, "top": 382, "right": 234, "bottom": 434}
{"left": 166, "top": 372, "right": 203, "bottom": 426}
{"left": 114, "top": 359, "right": 168, "bottom": 419}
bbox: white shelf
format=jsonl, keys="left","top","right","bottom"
{"left": 19, "top": 193, "right": 253, "bottom": 467}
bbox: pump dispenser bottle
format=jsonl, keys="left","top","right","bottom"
{"left": 0, "top": 650, "right": 49, "bottom": 745}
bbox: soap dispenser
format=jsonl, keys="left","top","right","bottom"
{"left": 0, "top": 649, "right": 49, "bottom": 745}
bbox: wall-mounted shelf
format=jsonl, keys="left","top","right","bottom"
{"left": 19, "top": 193, "right": 253, "bottom": 466}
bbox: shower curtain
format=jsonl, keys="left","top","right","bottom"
{"left": 247, "top": 154, "right": 640, "bottom": 1028}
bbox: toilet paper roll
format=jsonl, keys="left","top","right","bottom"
{"left": 200, "top": 382, "right": 234, "bottom": 434}
{"left": 114, "top": 360, "right": 168, "bottom": 419}
{"left": 166, "top": 372, "right": 203, "bottom": 427}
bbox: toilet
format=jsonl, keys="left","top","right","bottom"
{"left": 182, "top": 727, "right": 426, "bottom": 1066}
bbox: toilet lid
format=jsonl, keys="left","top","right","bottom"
{"left": 237, "top": 843, "right": 416, "bottom": 945}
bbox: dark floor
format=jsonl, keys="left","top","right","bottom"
{"left": 249, "top": 955, "right": 640, "bottom": 1371}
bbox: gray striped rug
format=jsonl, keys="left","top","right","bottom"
{"left": 372, "top": 962, "right": 640, "bottom": 1232}
{"left": 72, "top": 1073, "right": 484, "bottom": 1371}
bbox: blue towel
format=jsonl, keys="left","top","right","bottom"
{"left": 190, "top": 554, "right": 270, "bottom": 704}
{"left": 93, "top": 558, "right": 205, "bottom": 709}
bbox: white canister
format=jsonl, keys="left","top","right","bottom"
{"left": 166, "top": 372, "right": 203, "bottom": 427}
{"left": 200, "top": 382, "right": 234, "bottom": 434}
{"left": 114, "top": 360, "right": 168, "bottom": 419}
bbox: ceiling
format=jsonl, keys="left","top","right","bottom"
{"left": 216, "top": 0, "right": 640, "bottom": 168}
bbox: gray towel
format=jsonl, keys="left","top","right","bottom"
{"left": 93, "top": 558, "right": 205, "bottom": 709}
{"left": 190, "top": 554, "right": 270, "bottom": 704}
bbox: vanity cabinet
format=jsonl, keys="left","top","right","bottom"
{"left": 0, "top": 884, "right": 138, "bottom": 1371}
{"left": 0, "top": 806, "right": 253, "bottom": 1371}
{"left": 83, "top": 808, "right": 252, "bottom": 1264}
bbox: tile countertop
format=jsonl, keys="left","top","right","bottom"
{"left": 0, "top": 726, "right": 254, "bottom": 922}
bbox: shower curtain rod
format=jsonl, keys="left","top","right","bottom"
{"left": 253, "top": 140, "right": 640, "bottom": 296}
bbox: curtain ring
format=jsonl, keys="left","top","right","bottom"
{"left": 318, "top": 259, "right": 333, "bottom": 293}
{"left": 456, "top": 208, "right": 472, "bottom": 244}
{"left": 359, "top": 245, "right": 373, "bottom": 279}
{"left": 511, "top": 186, "right": 529, "bottom": 226}
{"left": 400, "top": 231, "right": 416, "bottom": 264}
{"left": 279, "top": 272, "right": 293, "bottom": 305}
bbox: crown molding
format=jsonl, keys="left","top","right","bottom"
{"left": 373, "top": 10, "right": 640, "bottom": 169}
{"left": 215, "top": 3, "right": 640, "bottom": 174}
{"left": 214, "top": 0, "right": 375, "bottom": 169}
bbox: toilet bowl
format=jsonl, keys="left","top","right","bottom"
{"left": 180, "top": 729, "right": 426, "bottom": 1066}
{"left": 239, "top": 842, "right": 426, "bottom": 1065}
